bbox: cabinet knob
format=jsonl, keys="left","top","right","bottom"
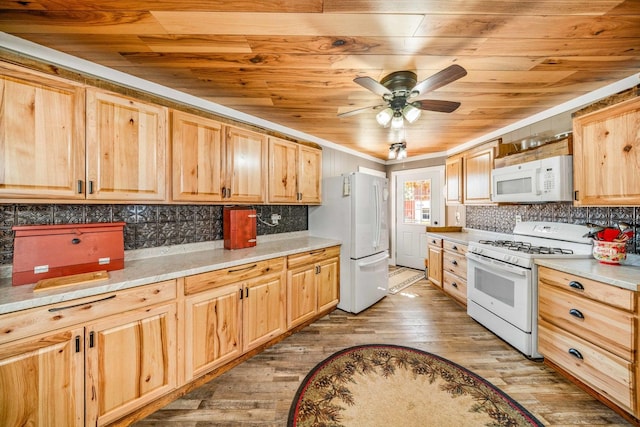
{"left": 71, "top": 238, "right": 81, "bottom": 244}
{"left": 451, "top": 282, "right": 458, "bottom": 288}
{"left": 452, "top": 245, "right": 458, "bottom": 250}
{"left": 451, "top": 260, "right": 458, "bottom": 266}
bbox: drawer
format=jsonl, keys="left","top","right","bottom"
{"left": 443, "top": 251, "right": 466, "bottom": 277}
{"left": 539, "top": 320, "right": 633, "bottom": 411}
{"left": 0, "top": 280, "right": 177, "bottom": 345}
{"left": 443, "top": 240, "right": 467, "bottom": 255}
{"left": 538, "top": 266, "right": 634, "bottom": 312}
{"left": 287, "top": 246, "right": 340, "bottom": 269}
{"left": 185, "top": 257, "right": 284, "bottom": 295}
{"left": 427, "top": 236, "right": 443, "bottom": 248}
{"left": 443, "top": 271, "right": 467, "bottom": 305}
{"left": 539, "top": 282, "right": 635, "bottom": 360}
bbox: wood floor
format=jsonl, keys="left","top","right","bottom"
{"left": 134, "top": 275, "right": 631, "bottom": 426}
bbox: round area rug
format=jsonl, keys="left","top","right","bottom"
{"left": 288, "top": 344, "right": 544, "bottom": 427}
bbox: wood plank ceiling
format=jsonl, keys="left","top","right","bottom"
{"left": 1, "top": 0, "right": 639, "bottom": 160}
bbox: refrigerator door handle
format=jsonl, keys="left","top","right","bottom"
{"left": 357, "top": 252, "right": 389, "bottom": 267}
{"left": 373, "top": 181, "right": 380, "bottom": 249}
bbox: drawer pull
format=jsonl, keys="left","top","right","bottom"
{"left": 451, "top": 260, "right": 458, "bottom": 266}
{"left": 451, "top": 282, "right": 458, "bottom": 288}
{"left": 569, "top": 281, "right": 584, "bottom": 290}
{"left": 452, "top": 245, "right": 458, "bottom": 250}
{"left": 71, "top": 238, "right": 81, "bottom": 244}
{"left": 309, "top": 249, "right": 326, "bottom": 256}
{"left": 228, "top": 264, "right": 257, "bottom": 273}
{"left": 48, "top": 294, "right": 116, "bottom": 312}
{"left": 569, "top": 308, "right": 584, "bottom": 319}
{"left": 568, "top": 348, "right": 583, "bottom": 360}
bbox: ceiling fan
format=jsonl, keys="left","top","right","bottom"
{"left": 338, "top": 64, "right": 467, "bottom": 128}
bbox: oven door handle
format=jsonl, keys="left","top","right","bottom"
{"left": 466, "top": 252, "right": 528, "bottom": 276}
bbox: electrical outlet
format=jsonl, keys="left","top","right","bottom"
{"left": 271, "top": 213, "right": 281, "bottom": 225}
{"left": 515, "top": 214, "right": 522, "bottom": 223}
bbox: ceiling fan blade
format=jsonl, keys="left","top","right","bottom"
{"left": 413, "top": 99, "right": 461, "bottom": 113}
{"left": 337, "top": 104, "right": 386, "bottom": 118}
{"left": 411, "top": 65, "right": 467, "bottom": 99}
{"left": 353, "top": 76, "right": 392, "bottom": 97}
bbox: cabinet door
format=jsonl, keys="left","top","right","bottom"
{"left": 298, "top": 145, "right": 322, "bottom": 204}
{"left": 268, "top": 137, "right": 299, "bottom": 203}
{"left": 445, "top": 155, "right": 463, "bottom": 204}
{"left": 287, "top": 265, "right": 317, "bottom": 329}
{"left": 573, "top": 97, "right": 640, "bottom": 205}
{"left": 224, "top": 125, "right": 266, "bottom": 203}
{"left": 243, "top": 271, "right": 287, "bottom": 352}
{"left": 464, "top": 146, "right": 494, "bottom": 204}
{"left": 427, "top": 246, "right": 442, "bottom": 287}
{"left": 171, "top": 110, "right": 224, "bottom": 202}
{"left": 184, "top": 283, "right": 242, "bottom": 381}
{"left": 85, "top": 302, "right": 177, "bottom": 426}
{"left": 0, "top": 64, "right": 85, "bottom": 200}
{"left": 86, "top": 89, "right": 167, "bottom": 201}
{"left": 0, "top": 328, "right": 85, "bottom": 427}
{"left": 317, "top": 257, "right": 339, "bottom": 312}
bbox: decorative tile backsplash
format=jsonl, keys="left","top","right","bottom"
{"left": 466, "top": 203, "right": 639, "bottom": 254}
{"left": 0, "top": 204, "right": 308, "bottom": 264}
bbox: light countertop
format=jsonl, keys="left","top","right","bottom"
{"left": 0, "top": 233, "right": 341, "bottom": 315}
{"left": 426, "top": 228, "right": 640, "bottom": 291}
{"left": 535, "top": 255, "right": 640, "bottom": 291}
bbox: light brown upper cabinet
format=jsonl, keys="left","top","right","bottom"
{"left": 268, "top": 137, "right": 322, "bottom": 204}
{"left": 224, "top": 125, "right": 267, "bottom": 203}
{"left": 86, "top": 89, "right": 168, "bottom": 201}
{"left": 463, "top": 143, "right": 496, "bottom": 205}
{"left": 573, "top": 96, "right": 640, "bottom": 206}
{"left": 445, "top": 154, "right": 463, "bottom": 205}
{"left": 171, "top": 110, "right": 225, "bottom": 202}
{"left": 0, "top": 62, "right": 86, "bottom": 200}
{"left": 171, "top": 111, "right": 266, "bottom": 203}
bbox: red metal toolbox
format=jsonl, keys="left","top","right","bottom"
{"left": 12, "top": 222, "right": 126, "bottom": 286}
{"left": 223, "top": 207, "right": 257, "bottom": 250}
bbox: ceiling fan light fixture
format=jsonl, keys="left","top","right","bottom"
{"left": 390, "top": 113, "right": 404, "bottom": 130}
{"left": 376, "top": 108, "right": 393, "bottom": 127}
{"left": 389, "top": 142, "right": 407, "bottom": 160}
{"left": 402, "top": 104, "right": 422, "bottom": 123}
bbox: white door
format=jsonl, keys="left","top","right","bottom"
{"left": 393, "top": 167, "right": 444, "bottom": 269}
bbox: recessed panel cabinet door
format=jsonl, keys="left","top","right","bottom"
{"left": 171, "top": 110, "right": 224, "bottom": 202}
{"left": 287, "top": 265, "right": 317, "bottom": 329}
{"left": 317, "top": 257, "right": 339, "bottom": 312}
{"left": 85, "top": 302, "right": 177, "bottom": 426}
{"left": 268, "top": 137, "right": 299, "bottom": 203}
{"left": 243, "top": 271, "right": 286, "bottom": 352}
{"left": 86, "top": 89, "right": 167, "bottom": 201}
{"left": 0, "top": 65, "right": 85, "bottom": 200}
{"left": 0, "top": 328, "right": 84, "bottom": 427}
{"left": 224, "top": 126, "right": 266, "bottom": 203}
{"left": 298, "top": 145, "right": 322, "bottom": 204}
{"left": 184, "top": 283, "right": 242, "bottom": 381}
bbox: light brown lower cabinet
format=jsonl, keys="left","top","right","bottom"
{"left": 538, "top": 266, "right": 639, "bottom": 422}
{"left": 427, "top": 236, "right": 443, "bottom": 288}
{"left": 0, "top": 280, "right": 177, "bottom": 427}
{"left": 183, "top": 257, "right": 286, "bottom": 382}
{"left": 0, "top": 247, "right": 340, "bottom": 426}
{"left": 287, "top": 246, "right": 340, "bottom": 329}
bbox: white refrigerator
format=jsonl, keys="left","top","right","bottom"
{"left": 309, "top": 172, "right": 389, "bottom": 313}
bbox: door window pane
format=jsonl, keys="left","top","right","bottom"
{"left": 403, "top": 179, "right": 431, "bottom": 225}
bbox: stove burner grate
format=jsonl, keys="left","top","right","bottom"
{"left": 477, "top": 240, "right": 574, "bottom": 255}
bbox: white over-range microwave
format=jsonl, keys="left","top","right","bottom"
{"left": 491, "top": 155, "right": 573, "bottom": 203}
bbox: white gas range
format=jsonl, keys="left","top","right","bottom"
{"left": 466, "top": 222, "right": 593, "bottom": 359}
